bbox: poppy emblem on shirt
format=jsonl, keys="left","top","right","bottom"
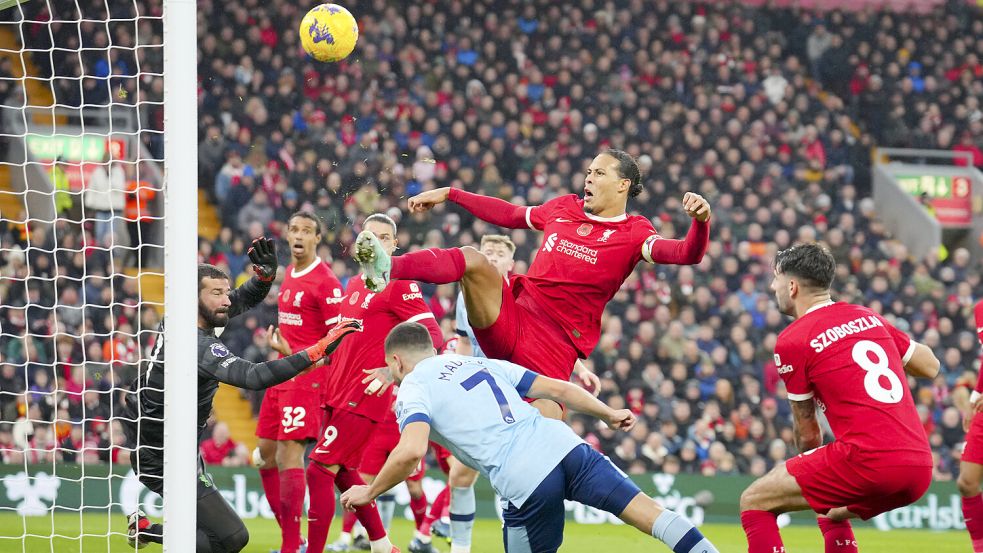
{"left": 210, "top": 343, "right": 229, "bottom": 358}
{"left": 349, "top": 291, "right": 360, "bottom": 305}
{"left": 576, "top": 223, "right": 593, "bottom": 236}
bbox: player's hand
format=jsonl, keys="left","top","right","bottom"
{"left": 682, "top": 192, "right": 711, "bottom": 222}
{"left": 573, "top": 360, "right": 600, "bottom": 397}
{"left": 605, "top": 408, "right": 636, "bottom": 432}
{"left": 266, "top": 325, "right": 292, "bottom": 356}
{"left": 407, "top": 187, "right": 450, "bottom": 213}
{"left": 340, "top": 485, "right": 374, "bottom": 511}
{"left": 304, "top": 319, "right": 362, "bottom": 362}
{"left": 362, "top": 367, "right": 394, "bottom": 396}
{"left": 965, "top": 408, "right": 975, "bottom": 432}
{"left": 248, "top": 237, "right": 279, "bottom": 282}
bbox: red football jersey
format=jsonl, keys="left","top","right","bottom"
{"left": 322, "top": 276, "right": 443, "bottom": 422}
{"left": 276, "top": 259, "right": 344, "bottom": 391}
{"left": 776, "top": 302, "right": 931, "bottom": 465}
{"left": 975, "top": 300, "right": 983, "bottom": 394}
{"left": 521, "top": 194, "right": 661, "bottom": 357}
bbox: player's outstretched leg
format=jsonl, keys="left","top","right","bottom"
{"left": 958, "top": 460, "right": 983, "bottom": 552}
{"left": 353, "top": 231, "right": 395, "bottom": 292}
{"left": 618, "top": 494, "right": 719, "bottom": 553}
{"left": 335, "top": 467, "right": 399, "bottom": 553}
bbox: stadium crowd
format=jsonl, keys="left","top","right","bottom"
{"left": 2, "top": 0, "right": 983, "bottom": 481}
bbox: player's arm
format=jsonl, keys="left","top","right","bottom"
{"left": 790, "top": 398, "right": 822, "bottom": 452}
{"left": 226, "top": 237, "right": 278, "bottom": 319}
{"left": 903, "top": 341, "right": 940, "bottom": 379}
{"left": 525, "top": 374, "right": 635, "bottom": 430}
{"left": 408, "top": 187, "right": 547, "bottom": 230}
{"left": 362, "top": 422, "right": 430, "bottom": 500}
{"left": 200, "top": 320, "right": 360, "bottom": 390}
{"left": 642, "top": 193, "right": 711, "bottom": 266}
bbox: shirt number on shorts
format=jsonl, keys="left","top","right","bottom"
{"left": 281, "top": 406, "right": 306, "bottom": 429}
{"left": 852, "top": 340, "right": 903, "bottom": 404}
{"left": 460, "top": 369, "right": 515, "bottom": 423}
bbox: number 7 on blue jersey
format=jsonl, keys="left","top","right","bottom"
{"left": 460, "top": 369, "right": 515, "bottom": 424}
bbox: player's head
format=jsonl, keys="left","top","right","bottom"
{"left": 583, "top": 149, "right": 641, "bottom": 215}
{"left": 480, "top": 234, "right": 515, "bottom": 277}
{"left": 363, "top": 213, "right": 398, "bottom": 256}
{"left": 198, "top": 263, "right": 232, "bottom": 329}
{"left": 286, "top": 211, "right": 322, "bottom": 264}
{"left": 771, "top": 243, "right": 836, "bottom": 317}
{"left": 384, "top": 322, "right": 437, "bottom": 382}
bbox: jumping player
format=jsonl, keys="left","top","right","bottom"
{"left": 340, "top": 322, "right": 720, "bottom": 553}
{"left": 740, "top": 244, "right": 939, "bottom": 553}
{"left": 353, "top": 149, "right": 710, "bottom": 418}
{"left": 305, "top": 213, "right": 443, "bottom": 553}
{"left": 254, "top": 212, "right": 344, "bottom": 553}
{"left": 957, "top": 300, "right": 983, "bottom": 553}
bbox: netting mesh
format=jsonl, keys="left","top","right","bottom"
{"left": 0, "top": 0, "right": 165, "bottom": 549}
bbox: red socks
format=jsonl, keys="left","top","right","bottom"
{"left": 391, "top": 248, "right": 466, "bottom": 284}
{"left": 817, "top": 517, "right": 857, "bottom": 553}
{"left": 964, "top": 493, "right": 983, "bottom": 552}
{"left": 410, "top": 494, "right": 429, "bottom": 530}
{"left": 336, "top": 468, "right": 388, "bottom": 541}
{"left": 259, "top": 467, "right": 282, "bottom": 524}
{"left": 741, "top": 510, "right": 784, "bottom": 553}
{"left": 306, "top": 463, "right": 337, "bottom": 553}
{"left": 421, "top": 485, "right": 450, "bottom": 535}
{"left": 279, "top": 468, "right": 306, "bottom": 553}
{"left": 341, "top": 510, "right": 358, "bottom": 533}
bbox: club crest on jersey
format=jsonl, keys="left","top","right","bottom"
{"left": 576, "top": 223, "right": 593, "bottom": 237}
{"left": 293, "top": 291, "right": 305, "bottom": 307}
{"left": 349, "top": 291, "right": 360, "bottom": 305}
{"left": 361, "top": 292, "right": 376, "bottom": 309}
{"left": 597, "top": 229, "right": 616, "bottom": 242}
{"left": 210, "top": 343, "right": 229, "bottom": 358}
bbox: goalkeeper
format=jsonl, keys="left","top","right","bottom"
{"left": 121, "top": 237, "right": 361, "bottom": 553}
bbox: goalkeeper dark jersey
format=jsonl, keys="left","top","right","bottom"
{"left": 123, "top": 277, "right": 312, "bottom": 466}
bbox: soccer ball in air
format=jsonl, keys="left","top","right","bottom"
{"left": 299, "top": 4, "right": 359, "bottom": 62}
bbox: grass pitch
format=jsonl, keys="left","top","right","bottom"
{"left": 0, "top": 512, "right": 966, "bottom": 552}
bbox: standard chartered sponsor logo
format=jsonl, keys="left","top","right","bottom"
{"left": 556, "top": 239, "right": 598, "bottom": 265}
{"left": 279, "top": 312, "right": 304, "bottom": 326}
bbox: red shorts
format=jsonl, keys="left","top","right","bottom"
{"left": 432, "top": 442, "right": 452, "bottom": 475}
{"left": 308, "top": 407, "right": 377, "bottom": 470}
{"left": 962, "top": 413, "right": 983, "bottom": 465}
{"left": 786, "top": 441, "right": 933, "bottom": 520}
{"left": 255, "top": 387, "right": 324, "bottom": 441}
{"left": 472, "top": 278, "right": 579, "bottom": 381}
{"left": 359, "top": 419, "right": 424, "bottom": 480}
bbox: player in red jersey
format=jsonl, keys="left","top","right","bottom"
{"left": 353, "top": 149, "right": 709, "bottom": 418}
{"left": 740, "top": 244, "right": 940, "bottom": 553}
{"left": 253, "top": 211, "right": 344, "bottom": 553}
{"left": 306, "top": 213, "right": 443, "bottom": 553}
{"left": 957, "top": 300, "right": 983, "bottom": 552}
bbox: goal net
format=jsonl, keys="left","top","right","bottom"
{"left": 0, "top": 0, "right": 197, "bottom": 550}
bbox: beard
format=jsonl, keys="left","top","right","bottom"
{"left": 775, "top": 293, "right": 794, "bottom": 317}
{"left": 198, "top": 300, "right": 229, "bottom": 329}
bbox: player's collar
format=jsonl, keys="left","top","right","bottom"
{"left": 584, "top": 212, "right": 628, "bottom": 223}
{"left": 805, "top": 300, "right": 835, "bottom": 315}
{"left": 290, "top": 257, "right": 322, "bottom": 278}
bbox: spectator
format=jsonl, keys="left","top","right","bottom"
{"left": 200, "top": 422, "right": 249, "bottom": 467}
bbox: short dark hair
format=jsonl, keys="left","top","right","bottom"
{"left": 198, "top": 263, "right": 230, "bottom": 290}
{"left": 603, "top": 148, "right": 642, "bottom": 198}
{"left": 364, "top": 212, "right": 398, "bottom": 234}
{"left": 384, "top": 322, "right": 434, "bottom": 355}
{"left": 288, "top": 211, "right": 323, "bottom": 235}
{"left": 773, "top": 243, "right": 836, "bottom": 291}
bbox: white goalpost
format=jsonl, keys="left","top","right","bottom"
{"left": 0, "top": 0, "right": 197, "bottom": 551}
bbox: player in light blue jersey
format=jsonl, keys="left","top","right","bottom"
{"left": 342, "top": 323, "right": 719, "bottom": 553}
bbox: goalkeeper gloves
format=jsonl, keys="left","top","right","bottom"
{"left": 304, "top": 319, "right": 362, "bottom": 362}
{"left": 248, "top": 237, "right": 278, "bottom": 282}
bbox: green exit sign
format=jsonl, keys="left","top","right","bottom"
{"left": 26, "top": 135, "right": 107, "bottom": 162}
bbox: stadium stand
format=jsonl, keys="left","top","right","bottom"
{"left": 1, "top": 0, "right": 983, "bottom": 484}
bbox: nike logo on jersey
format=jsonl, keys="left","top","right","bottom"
{"left": 977, "top": 327, "right": 983, "bottom": 334}
{"left": 555, "top": 218, "right": 570, "bottom": 222}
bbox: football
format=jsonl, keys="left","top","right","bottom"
{"left": 299, "top": 3, "right": 358, "bottom": 62}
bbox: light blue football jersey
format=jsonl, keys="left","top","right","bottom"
{"left": 454, "top": 292, "right": 485, "bottom": 358}
{"left": 395, "top": 354, "right": 583, "bottom": 508}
